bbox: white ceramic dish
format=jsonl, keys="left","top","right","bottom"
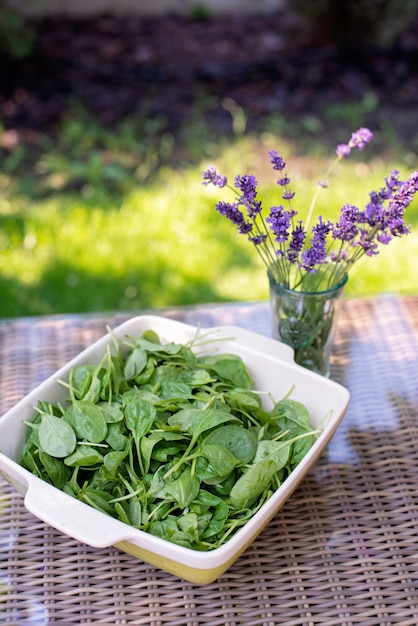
{"left": 0, "top": 315, "right": 350, "bottom": 584}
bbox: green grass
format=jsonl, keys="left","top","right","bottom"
{"left": 0, "top": 106, "right": 417, "bottom": 318}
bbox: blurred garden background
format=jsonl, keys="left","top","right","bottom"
{"left": 1, "top": 0, "right": 417, "bottom": 318}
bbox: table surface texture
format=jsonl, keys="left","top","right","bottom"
{"left": 1, "top": 295, "right": 418, "bottom": 626}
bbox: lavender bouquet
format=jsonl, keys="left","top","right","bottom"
{"left": 203, "top": 129, "right": 417, "bottom": 375}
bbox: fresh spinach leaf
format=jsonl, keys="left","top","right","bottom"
{"left": 198, "top": 354, "right": 252, "bottom": 388}
{"left": 200, "top": 442, "right": 239, "bottom": 477}
{"left": 64, "top": 445, "right": 104, "bottom": 467}
{"left": 189, "top": 408, "right": 239, "bottom": 442}
{"left": 124, "top": 396, "right": 156, "bottom": 440}
{"left": 252, "top": 439, "right": 291, "bottom": 471}
{"left": 123, "top": 347, "right": 148, "bottom": 381}
{"left": 229, "top": 459, "right": 278, "bottom": 509}
{"left": 38, "top": 413, "right": 77, "bottom": 458}
{"left": 203, "top": 424, "right": 257, "bottom": 465}
{"left": 73, "top": 400, "right": 108, "bottom": 443}
{"left": 39, "top": 451, "right": 72, "bottom": 488}
{"left": 162, "top": 467, "right": 200, "bottom": 509}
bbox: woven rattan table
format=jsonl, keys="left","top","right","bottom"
{"left": 1, "top": 295, "right": 418, "bottom": 625}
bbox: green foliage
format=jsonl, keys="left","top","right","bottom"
{"left": 0, "top": 1, "right": 34, "bottom": 58}
{"left": 188, "top": 4, "right": 212, "bottom": 20}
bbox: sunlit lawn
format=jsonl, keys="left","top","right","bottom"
{"left": 0, "top": 115, "right": 417, "bottom": 319}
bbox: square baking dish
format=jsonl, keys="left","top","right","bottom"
{"left": 0, "top": 315, "right": 350, "bottom": 584}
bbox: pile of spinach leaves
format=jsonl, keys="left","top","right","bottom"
{"left": 20, "top": 328, "right": 319, "bottom": 550}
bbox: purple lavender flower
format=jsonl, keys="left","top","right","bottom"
{"left": 215, "top": 200, "right": 253, "bottom": 235}
{"left": 215, "top": 200, "right": 241, "bottom": 222}
{"left": 333, "top": 204, "right": 361, "bottom": 242}
{"left": 313, "top": 217, "right": 333, "bottom": 240}
{"left": 235, "top": 174, "right": 258, "bottom": 203}
{"left": 249, "top": 234, "right": 268, "bottom": 245}
{"left": 245, "top": 199, "right": 263, "bottom": 218}
{"left": 336, "top": 143, "right": 351, "bottom": 158}
{"left": 357, "top": 229, "right": 379, "bottom": 256}
{"left": 365, "top": 170, "right": 402, "bottom": 224}
{"left": 300, "top": 247, "right": 320, "bottom": 272}
{"left": 282, "top": 190, "right": 295, "bottom": 200}
{"left": 202, "top": 166, "right": 227, "bottom": 188}
{"left": 287, "top": 221, "right": 306, "bottom": 263}
{"left": 266, "top": 205, "right": 295, "bottom": 243}
{"left": 391, "top": 170, "right": 418, "bottom": 211}
{"left": 384, "top": 169, "right": 402, "bottom": 196}
{"left": 238, "top": 222, "right": 254, "bottom": 235}
{"left": 269, "top": 151, "right": 286, "bottom": 171}
{"left": 377, "top": 231, "right": 393, "bottom": 244}
{"left": 365, "top": 170, "right": 414, "bottom": 239}
{"left": 336, "top": 128, "right": 373, "bottom": 158}
{"left": 234, "top": 174, "right": 264, "bottom": 219}
{"left": 384, "top": 208, "right": 411, "bottom": 239}
{"left": 301, "top": 218, "right": 332, "bottom": 271}
{"left": 348, "top": 128, "right": 373, "bottom": 151}
{"left": 269, "top": 150, "right": 295, "bottom": 202}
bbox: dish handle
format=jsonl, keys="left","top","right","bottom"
{"left": 23, "top": 476, "right": 129, "bottom": 548}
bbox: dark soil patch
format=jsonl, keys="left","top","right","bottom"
{"left": 1, "top": 9, "right": 418, "bottom": 146}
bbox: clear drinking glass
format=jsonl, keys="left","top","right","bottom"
{"left": 268, "top": 272, "right": 348, "bottom": 377}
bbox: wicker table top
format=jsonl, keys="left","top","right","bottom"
{"left": 1, "top": 295, "right": 418, "bottom": 625}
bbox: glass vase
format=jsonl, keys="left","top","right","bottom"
{"left": 268, "top": 272, "right": 348, "bottom": 377}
